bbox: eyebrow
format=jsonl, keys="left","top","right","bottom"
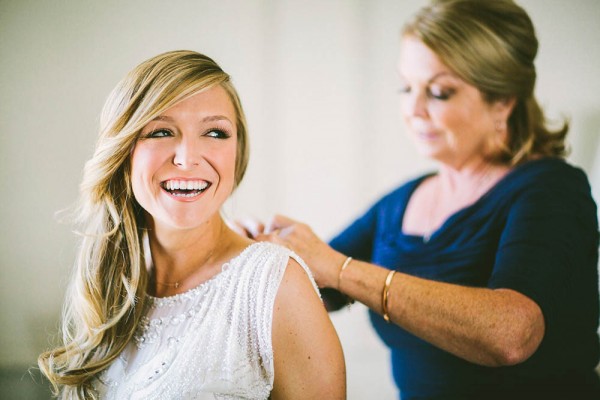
{"left": 150, "top": 115, "right": 233, "bottom": 124}
{"left": 428, "top": 71, "right": 458, "bottom": 84}
{"left": 202, "top": 115, "right": 233, "bottom": 123}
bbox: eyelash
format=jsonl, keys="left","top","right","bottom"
{"left": 143, "top": 128, "right": 231, "bottom": 139}
{"left": 429, "top": 88, "right": 454, "bottom": 101}
{"left": 144, "top": 128, "right": 172, "bottom": 138}
{"left": 205, "top": 129, "right": 231, "bottom": 139}
{"left": 397, "top": 86, "right": 455, "bottom": 101}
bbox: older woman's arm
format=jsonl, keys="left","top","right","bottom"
{"left": 337, "top": 257, "right": 544, "bottom": 367}
{"left": 261, "top": 215, "right": 544, "bottom": 368}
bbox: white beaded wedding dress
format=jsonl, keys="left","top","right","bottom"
{"left": 94, "top": 242, "right": 318, "bottom": 399}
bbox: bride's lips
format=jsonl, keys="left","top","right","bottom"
{"left": 160, "top": 178, "right": 212, "bottom": 201}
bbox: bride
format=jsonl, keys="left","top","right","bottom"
{"left": 38, "top": 50, "right": 345, "bottom": 399}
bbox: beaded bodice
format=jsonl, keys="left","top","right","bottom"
{"left": 94, "top": 242, "right": 318, "bottom": 399}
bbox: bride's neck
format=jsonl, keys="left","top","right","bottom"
{"left": 147, "top": 215, "right": 234, "bottom": 282}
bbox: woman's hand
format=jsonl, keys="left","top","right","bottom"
{"left": 256, "top": 215, "right": 347, "bottom": 289}
{"left": 227, "top": 217, "right": 265, "bottom": 239}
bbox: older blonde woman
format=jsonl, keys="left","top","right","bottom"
{"left": 38, "top": 50, "right": 345, "bottom": 399}
{"left": 243, "top": 1, "right": 600, "bottom": 399}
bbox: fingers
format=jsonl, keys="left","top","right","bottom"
{"left": 266, "top": 214, "right": 298, "bottom": 233}
{"left": 255, "top": 231, "right": 290, "bottom": 250}
{"left": 255, "top": 225, "right": 298, "bottom": 249}
{"left": 230, "top": 217, "right": 265, "bottom": 238}
{"left": 245, "top": 219, "right": 266, "bottom": 238}
{"left": 229, "top": 214, "right": 298, "bottom": 240}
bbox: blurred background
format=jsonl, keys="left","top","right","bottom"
{"left": 1, "top": 0, "right": 599, "bottom": 398}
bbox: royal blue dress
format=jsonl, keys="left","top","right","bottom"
{"left": 329, "top": 158, "right": 600, "bottom": 399}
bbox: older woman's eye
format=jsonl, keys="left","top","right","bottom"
{"left": 145, "top": 129, "right": 173, "bottom": 138}
{"left": 205, "top": 129, "right": 231, "bottom": 139}
{"left": 428, "top": 87, "right": 455, "bottom": 101}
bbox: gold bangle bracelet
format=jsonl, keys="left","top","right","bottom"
{"left": 337, "top": 256, "right": 353, "bottom": 289}
{"left": 382, "top": 270, "right": 397, "bottom": 323}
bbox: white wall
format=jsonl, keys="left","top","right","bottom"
{"left": 1, "top": 1, "right": 599, "bottom": 398}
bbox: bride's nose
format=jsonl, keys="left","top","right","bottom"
{"left": 173, "top": 136, "right": 201, "bottom": 168}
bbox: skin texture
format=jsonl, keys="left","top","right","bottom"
{"left": 246, "top": 37, "right": 545, "bottom": 368}
{"left": 132, "top": 86, "right": 346, "bottom": 397}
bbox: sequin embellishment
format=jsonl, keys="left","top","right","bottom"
{"left": 93, "top": 242, "right": 319, "bottom": 400}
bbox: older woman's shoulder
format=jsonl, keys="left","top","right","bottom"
{"left": 500, "top": 157, "right": 596, "bottom": 219}
{"left": 511, "top": 157, "right": 590, "bottom": 188}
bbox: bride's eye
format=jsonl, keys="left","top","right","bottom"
{"left": 204, "top": 129, "right": 231, "bottom": 139}
{"left": 144, "top": 128, "right": 174, "bottom": 138}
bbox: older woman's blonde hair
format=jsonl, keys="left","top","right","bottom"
{"left": 38, "top": 50, "right": 249, "bottom": 399}
{"left": 403, "top": 0, "right": 568, "bottom": 165}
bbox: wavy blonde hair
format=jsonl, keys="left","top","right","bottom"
{"left": 38, "top": 50, "right": 249, "bottom": 399}
{"left": 403, "top": 0, "right": 568, "bottom": 165}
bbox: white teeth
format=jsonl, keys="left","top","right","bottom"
{"left": 163, "top": 180, "right": 209, "bottom": 191}
{"left": 171, "top": 192, "right": 199, "bottom": 198}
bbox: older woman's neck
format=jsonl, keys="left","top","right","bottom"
{"left": 436, "top": 160, "right": 509, "bottom": 199}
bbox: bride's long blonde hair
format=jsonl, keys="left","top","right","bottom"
{"left": 38, "top": 50, "right": 249, "bottom": 399}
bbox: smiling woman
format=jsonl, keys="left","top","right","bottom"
{"left": 37, "top": 50, "right": 345, "bottom": 399}
{"left": 131, "top": 87, "right": 238, "bottom": 236}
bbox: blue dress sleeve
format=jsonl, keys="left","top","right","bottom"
{"left": 489, "top": 163, "right": 599, "bottom": 366}
{"left": 329, "top": 201, "right": 379, "bottom": 260}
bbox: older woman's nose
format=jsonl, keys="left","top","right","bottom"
{"left": 402, "top": 90, "right": 428, "bottom": 119}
